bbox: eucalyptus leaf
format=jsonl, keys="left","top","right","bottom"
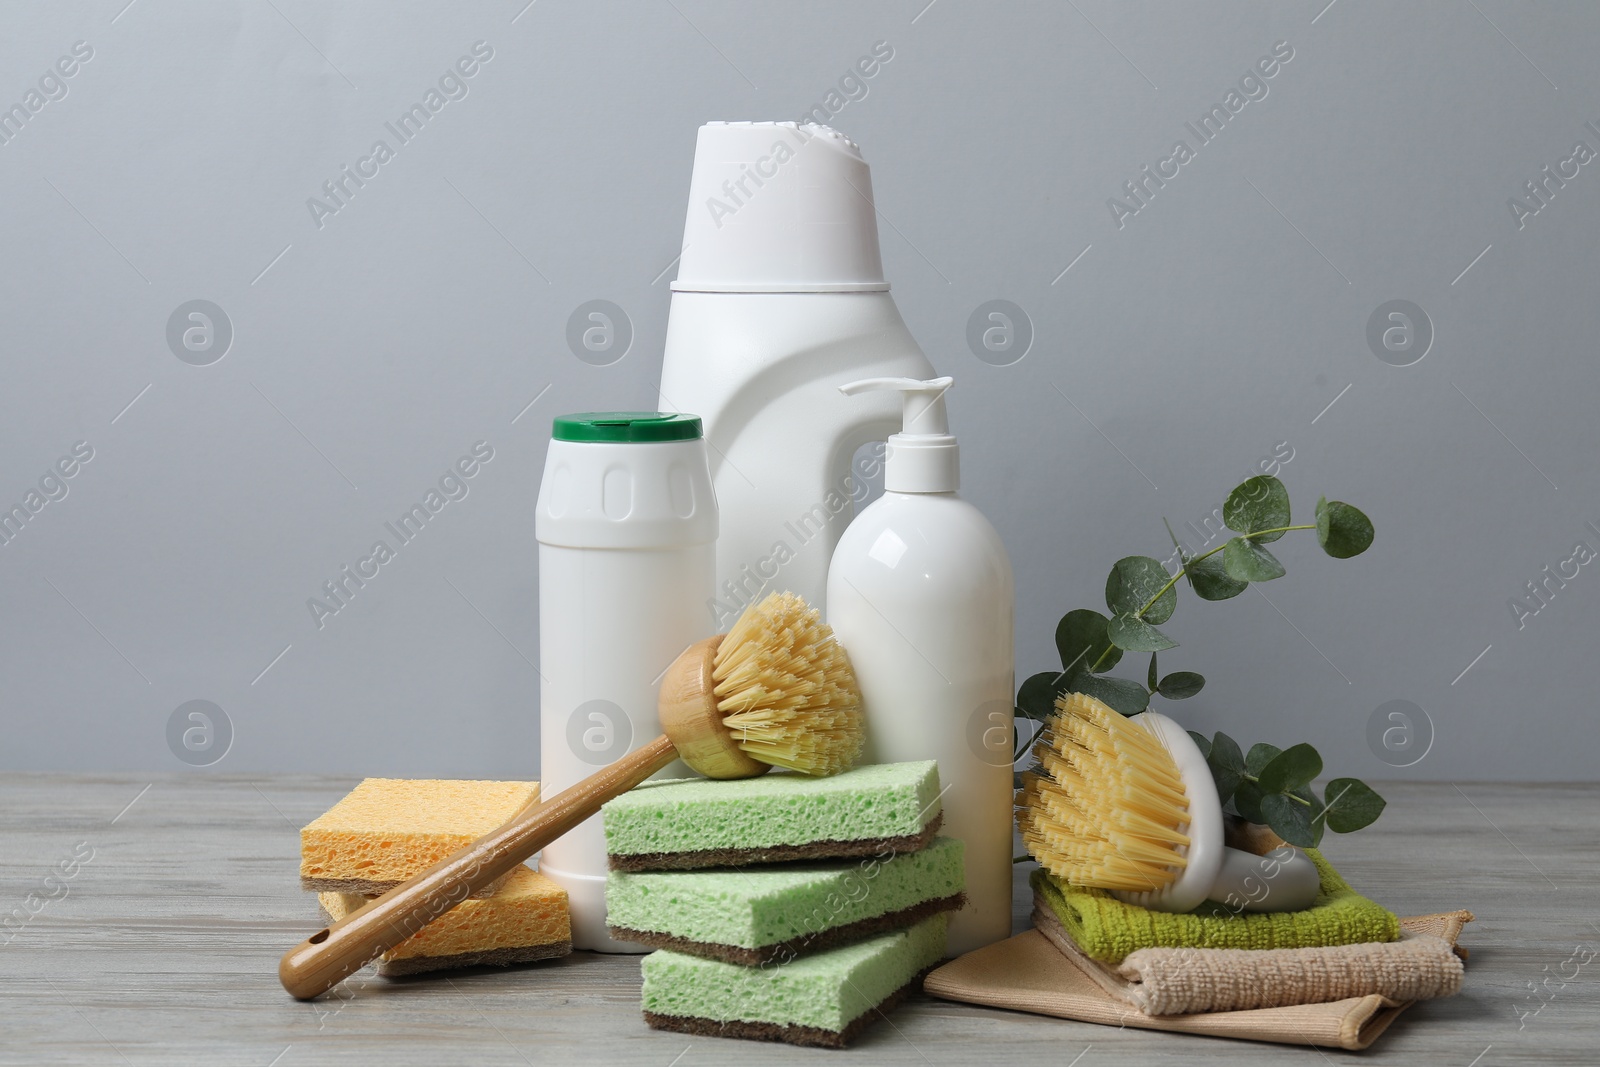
{"left": 1223, "top": 537, "right": 1286, "bottom": 582}
{"left": 1322, "top": 778, "right": 1387, "bottom": 833}
{"left": 1257, "top": 743, "right": 1323, "bottom": 794}
{"left": 1017, "top": 671, "right": 1069, "bottom": 721}
{"left": 1108, "top": 613, "right": 1178, "bottom": 652}
{"left": 1071, "top": 673, "right": 1150, "bottom": 715}
{"left": 1223, "top": 476, "right": 1291, "bottom": 543}
{"left": 1231, "top": 780, "right": 1266, "bottom": 823}
{"left": 1147, "top": 652, "right": 1159, "bottom": 692}
{"left": 1315, "top": 497, "right": 1375, "bottom": 559}
{"left": 1245, "top": 743, "right": 1283, "bottom": 777}
{"left": 1188, "top": 730, "right": 1212, "bottom": 760}
{"left": 1295, "top": 787, "right": 1327, "bottom": 847}
{"left": 1207, "top": 731, "right": 1246, "bottom": 803}
{"left": 1261, "top": 792, "right": 1317, "bottom": 848}
{"left": 1105, "top": 556, "right": 1178, "bottom": 624}
{"left": 1157, "top": 671, "right": 1206, "bottom": 699}
{"left": 1162, "top": 516, "right": 1185, "bottom": 554}
{"left": 1186, "top": 551, "right": 1248, "bottom": 601}
{"left": 1055, "top": 609, "right": 1122, "bottom": 676}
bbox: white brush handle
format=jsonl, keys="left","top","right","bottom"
{"left": 1112, "top": 712, "right": 1225, "bottom": 914}
{"left": 1206, "top": 845, "right": 1321, "bottom": 913}
{"left": 1114, "top": 712, "right": 1320, "bottom": 914}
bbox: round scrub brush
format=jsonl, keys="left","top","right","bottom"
{"left": 1017, "top": 692, "right": 1319, "bottom": 914}
{"left": 281, "top": 591, "right": 862, "bottom": 999}
{"left": 658, "top": 590, "right": 863, "bottom": 779}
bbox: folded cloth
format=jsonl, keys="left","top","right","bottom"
{"left": 1031, "top": 846, "right": 1400, "bottom": 964}
{"left": 924, "top": 909, "right": 1472, "bottom": 1051}
{"left": 1034, "top": 892, "right": 1469, "bottom": 1015}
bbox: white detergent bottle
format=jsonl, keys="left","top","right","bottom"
{"left": 658, "top": 121, "right": 934, "bottom": 626}
{"left": 536, "top": 412, "right": 716, "bottom": 952}
{"left": 825, "top": 376, "right": 1016, "bottom": 956}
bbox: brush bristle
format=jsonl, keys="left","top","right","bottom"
{"left": 1016, "top": 692, "right": 1192, "bottom": 892}
{"left": 710, "top": 591, "right": 864, "bottom": 776}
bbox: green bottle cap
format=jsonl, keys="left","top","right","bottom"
{"left": 551, "top": 412, "right": 703, "bottom": 443}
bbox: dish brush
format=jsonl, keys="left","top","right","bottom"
{"left": 281, "top": 591, "right": 862, "bottom": 999}
{"left": 1018, "top": 692, "right": 1319, "bottom": 914}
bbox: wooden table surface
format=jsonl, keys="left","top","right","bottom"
{"left": 2, "top": 775, "right": 1596, "bottom": 1065}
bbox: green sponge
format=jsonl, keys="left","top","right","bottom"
{"left": 608, "top": 837, "right": 965, "bottom": 964}
{"left": 603, "top": 761, "right": 943, "bottom": 871}
{"left": 641, "top": 914, "right": 948, "bottom": 1048}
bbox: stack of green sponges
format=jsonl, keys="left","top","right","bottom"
{"left": 602, "top": 760, "right": 963, "bottom": 1048}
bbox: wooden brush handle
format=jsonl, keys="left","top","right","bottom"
{"left": 279, "top": 733, "right": 678, "bottom": 1000}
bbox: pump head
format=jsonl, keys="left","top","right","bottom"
{"left": 839, "top": 376, "right": 959, "bottom": 493}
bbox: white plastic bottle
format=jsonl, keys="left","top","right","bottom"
{"left": 536, "top": 412, "right": 717, "bottom": 951}
{"left": 658, "top": 121, "right": 934, "bottom": 626}
{"left": 825, "top": 377, "right": 1016, "bottom": 956}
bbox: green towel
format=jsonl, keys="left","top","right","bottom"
{"left": 1031, "top": 850, "right": 1400, "bottom": 964}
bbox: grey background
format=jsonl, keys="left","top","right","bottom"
{"left": 2, "top": 0, "right": 1594, "bottom": 780}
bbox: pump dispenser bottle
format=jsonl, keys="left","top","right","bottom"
{"left": 659, "top": 121, "right": 935, "bottom": 622}
{"left": 825, "top": 377, "right": 1015, "bottom": 956}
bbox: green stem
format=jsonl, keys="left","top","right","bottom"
{"left": 1088, "top": 642, "right": 1120, "bottom": 674}
{"left": 1241, "top": 772, "right": 1312, "bottom": 806}
{"left": 1244, "top": 523, "right": 1317, "bottom": 540}
{"left": 1135, "top": 541, "right": 1226, "bottom": 618}
{"left": 1133, "top": 525, "right": 1317, "bottom": 618}
{"left": 1086, "top": 524, "right": 1319, "bottom": 675}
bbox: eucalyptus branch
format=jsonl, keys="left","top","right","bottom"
{"left": 1134, "top": 524, "right": 1317, "bottom": 621}
{"left": 1015, "top": 475, "right": 1386, "bottom": 844}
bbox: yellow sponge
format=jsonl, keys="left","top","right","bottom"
{"left": 300, "top": 778, "right": 539, "bottom": 896}
{"left": 319, "top": 865, "right": 570, "bottom": 976}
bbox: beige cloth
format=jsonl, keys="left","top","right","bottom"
{"left": 924, "top": 910, "right": 1473, "bottom": 1050}
{"left": 1034, "top": 897, "right": 1469, "bottom": 1015}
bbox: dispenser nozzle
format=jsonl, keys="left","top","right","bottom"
{"left": 838, "top": 376, "right": 953, "bottom": 435}
{"left": 839, "top": 376, "right": 959, "bottom": 493}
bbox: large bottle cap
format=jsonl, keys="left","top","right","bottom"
{"left": 839, "top": 376, "right": 958, "bottom": 492}
{"left": 672, "top": 121, "right": 889, "bottom": 294}
{"left": 551, "top": 412, "right": 702, "bottom": 443}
